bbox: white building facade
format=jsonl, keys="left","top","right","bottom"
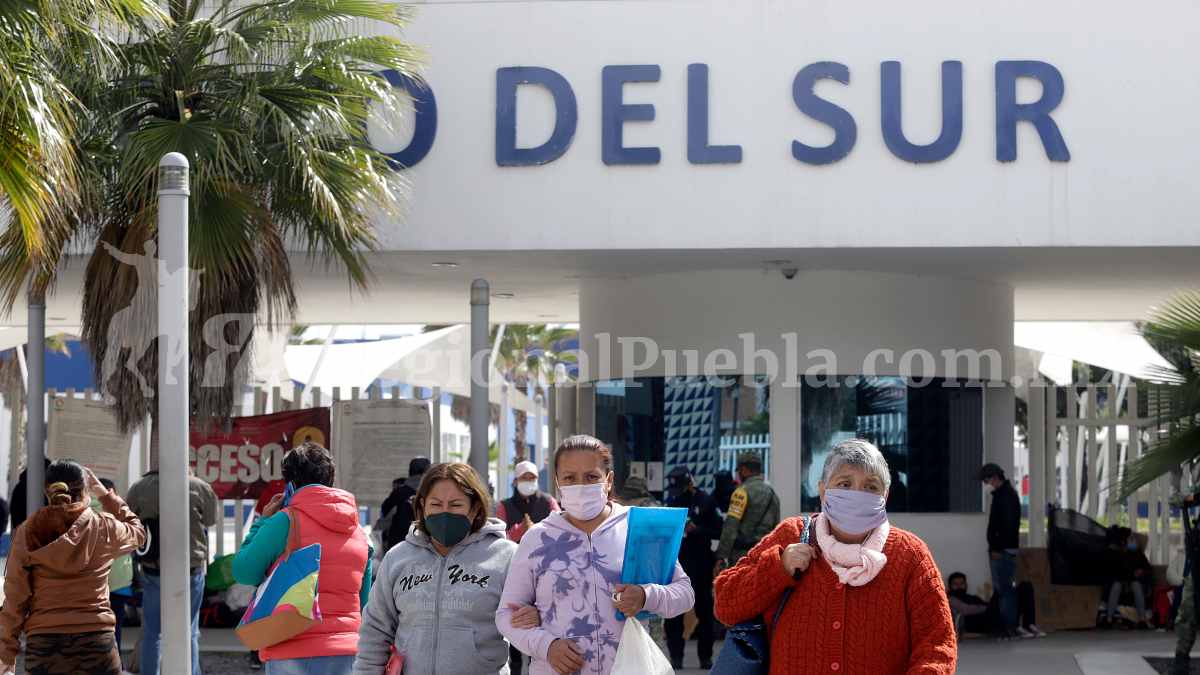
{"left": 22, "top": 0, "right": 1200, "bottom": 587}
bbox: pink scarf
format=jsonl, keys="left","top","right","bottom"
{"left": 813, "top": 512, "right": 889, "bottom": 587}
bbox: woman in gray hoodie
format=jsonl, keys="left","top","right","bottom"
{"left": 354, "top": 462, "right": 539, "bottom": 675}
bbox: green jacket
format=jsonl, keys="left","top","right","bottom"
{"left": 716, "top": 475, "right": 780, "bottom": 564}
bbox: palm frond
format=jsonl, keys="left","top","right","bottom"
{"left": 1143, "top": 291, "right": 1200, "bottom": 355}
{"left": 1116, "top": 426, "right": 1200, "bottom": 500}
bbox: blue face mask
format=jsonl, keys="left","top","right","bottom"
{"left": 282, "top": 482, "right": 296, "bottom": 507}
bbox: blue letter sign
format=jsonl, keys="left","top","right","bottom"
{"left": 602, "top": 65, "right": 662, "bottom": 165}
{"left": 687, "top": 64, "right": 743, "bottom": 164}
{"left": 995, "top": 60, "right": 1070, "bottom": 162}
{"left": 881, "top": 61, "right": 963, "bottom": 163}
{"left": 791, "top": 62, "right": 857, "bottom": 165}
{"left": 495, "top": 67, "right": 578, "bottom": 166}
{"left": 377, "top": 70, "right": 437, "bottom": 170}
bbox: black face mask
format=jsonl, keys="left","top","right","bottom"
{"left": 425, "top": 512, "right": 472, "bottom": 548}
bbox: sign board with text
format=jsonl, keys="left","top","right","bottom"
{"left": 332, "top": 399, "right": 431, "bottom": 506}
{"left": 189, "top": 408, "right": 330, "bottom": 500}
{"left": 47, "top": 397, "right": 132, "bottom": 491}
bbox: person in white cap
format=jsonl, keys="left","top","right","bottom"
{"left": 496, "top": 460, "right": 560, "bottom": 545}
{"left": 495, "top": 460, "right": 560, "bottom": 675}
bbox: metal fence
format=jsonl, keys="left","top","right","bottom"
{"left": 717, "top": 433, "right": 771, "bottom": 476}
{"left": 1025, "top": 377, "right": 1188, "bottom": 564}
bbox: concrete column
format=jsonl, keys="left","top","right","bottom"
{"left": 577, "top": 384, "right": 595, "bottom": 436}
{"left": 769, "top": 383, "right": 802, "bottom": 518}
{"left": 431, "top": 386, "right": 442, "bottom": 463}
{"left": 469, "top": 280, "right": 490, "bottom": 481}
{"left": 1028, "top": 382, "right": 1046, "bottom": 547}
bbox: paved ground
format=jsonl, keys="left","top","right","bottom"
{"left": 45, "top": 627, "right": 1187, "bottom": 674}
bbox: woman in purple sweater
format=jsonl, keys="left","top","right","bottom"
{"left": 497, "top": 435, "right": 695, "bottom": 675}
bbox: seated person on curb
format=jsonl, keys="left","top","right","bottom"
{"left": 946, "top": 572, "right": 1044, "bottom": 639}
{"left": 1099, "top": 527, "right": 1154, "bottom": 630}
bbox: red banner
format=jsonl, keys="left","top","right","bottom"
{"left": 189, "top": 408, "right": 330, "bottom": 500}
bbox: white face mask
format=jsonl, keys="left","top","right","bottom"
{"left": 516, "top": 480, "right": 539, "bottom": 497}
{"left": 558, "top": 483, "right": 608, "bottom": 520}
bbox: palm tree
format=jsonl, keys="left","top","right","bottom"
{"left": 492, "top": 324, "right": 578, "bottom": 460}
{"left": 0, "top": 0, "right": 420, "bottom": 432}
{"left": 438, "top": 324, "right": 577, "bottom": 461}
{"left": 1117, "top": 291, "right": 1200, "bottom": 499}
{"left": 0, "top": 0, "right": 162, "bottom": 306}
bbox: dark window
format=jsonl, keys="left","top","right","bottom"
{"left": 800, "top": 377, "right": 982, "bottom": 513}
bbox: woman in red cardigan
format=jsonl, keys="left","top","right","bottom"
{"left": 714, "top": 438, "right": 957, "bottom": 675}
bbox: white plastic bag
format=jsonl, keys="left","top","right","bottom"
{"left": 610, "top": 619, "right": 674, "bottom": 675}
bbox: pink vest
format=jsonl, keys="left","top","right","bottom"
{"left": 262, "top": 486, "right": 369, "bottom": 661}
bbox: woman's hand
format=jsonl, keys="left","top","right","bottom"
{"left": 547, "top": 638, "right": 585, "bottom": 674}
{"left": 612, "top": 583, "right": 647, "bottom": 616}
{"left": 0, "top": 661, "right": 14, "bottom": 675}
{"left": 82, "top": 468, "right": 108, "bottom": 499}
{"left": 261, "top": 493, "right": 284, "bottom": 518}
{"left": 782, "top": 542, "right": 815, "bottom": 576}
{"left": 508, "top": 603, "right": 541, "bottom": 629}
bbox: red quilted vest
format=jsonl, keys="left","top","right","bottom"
{"left": 261, "top": 485, "right": 369, "bottom": 661}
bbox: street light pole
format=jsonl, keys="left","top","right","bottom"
{"left": 469, "top": 280, "right": 490, "bottom": 483}
{"left": 157, "top": 152, "right": 192, "bottom": 670}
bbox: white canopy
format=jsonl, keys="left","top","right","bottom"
{"left": 283, "top": 325, "right": 537, "bottom": 413}
{"left": 1014, "top": 321, "right": 1180, "bottom": 383}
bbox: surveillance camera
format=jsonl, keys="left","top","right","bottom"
{"left": 781, "top": 268, "right": 798, "bottom": 280}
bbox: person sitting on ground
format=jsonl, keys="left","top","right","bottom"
{"left": 946, "top": 571, "right": 1044, "bottom": 639}
{"left": 1100, "top": 527, "right": 1154, "bottom": 630}
{"left": 0, "top": 461, "right": 146, "bottom": 675}
{"left": 715, "top": 438, "right": 957, "bottom": 674}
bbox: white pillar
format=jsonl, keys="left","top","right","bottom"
{"left": 498, "top": 382, "right": 510, "bottom": 498}
{"left": 769, "top": 383, "right": 802, "bottom": 518}
{"left": 1028, "top": 382, "right": 1046, "bottom": 547}
{"left": 534, "top": 392, "right": 544, "bottom": 465}
{"left": 431, "top": 386, "right": 442, "bottom": 463}
{"left": 546, "top": 384, "right": 558, "bottom": 462}
{"left": 157, "top": 152, "right": 192, "bottom": 669}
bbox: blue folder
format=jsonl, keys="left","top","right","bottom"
{"left": 618, "top": 506, "right": 687, "bottom": 619}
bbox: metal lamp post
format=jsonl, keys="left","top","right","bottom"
{"left": 469, "top": 280, "right": 490, "bottom": 482}
{"left": 157, "top": 152, "right": 192, "bottom": 669}
{"left": 25, "top": 285, "right": 45, "bottom": 517}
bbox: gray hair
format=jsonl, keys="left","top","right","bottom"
{"left": 820, "top": 439, "right": 891, "bottom": 492}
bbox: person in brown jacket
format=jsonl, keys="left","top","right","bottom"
{"left": 0, "top": 459, "right": 146, "bottom": 675}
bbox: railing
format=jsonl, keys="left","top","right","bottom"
{"left": 717, "top": 433, "right": 771, "bottom": 476}
{"left": 1025, "top": 378, "right": 1187, "bottom": 564}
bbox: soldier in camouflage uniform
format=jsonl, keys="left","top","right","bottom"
{"left": 716, "top": 452, "right": 781, "bottom": 571}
